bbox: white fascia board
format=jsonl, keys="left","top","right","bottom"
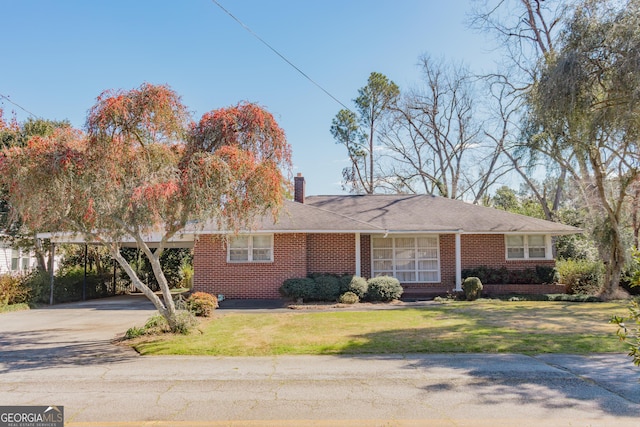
{"left": 465, "top": 230, "right": 581, "bottom": 236}
{"left": 194, "top": 229, "right": 383, "bottom": 235}
{"left": 368, "top": 229, "right": 461, "bottom": 235}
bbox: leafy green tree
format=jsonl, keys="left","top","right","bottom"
{"left": 489, "top": 185, "right": 547, "bottom": 219}
{"left": 526, "top": 0, "right": 640, "bottom": 298}
{"left": 0, "top": 83, "right": 291, "bottom": 331}
{"left": 331, "top": 72, "right": 399, "bottom": 194}
{"left": 491, "top": 186, "right": 519, "bottom": 212}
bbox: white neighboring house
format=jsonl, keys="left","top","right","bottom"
{"left": 0, "top": 243, "right": 39, "bottom": 275}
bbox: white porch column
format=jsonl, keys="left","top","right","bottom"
{"left": 455, "top": 232, "right": 462, "bottom": 291}
{"left": 355, "top": 233, "right": 361, "bottom": 277}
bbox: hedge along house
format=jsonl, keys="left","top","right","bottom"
{"left": 192, "top": 174, "right": 580, "bottom": 299}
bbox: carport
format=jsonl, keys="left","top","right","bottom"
{"left": 36, "top": 231, "right": 196, "bottom": 305}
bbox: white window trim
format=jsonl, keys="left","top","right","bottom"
{"left": 227, "top": 234, "right": 274, "bottom": 263}
{"left": 505, "top": 234, "right": 552, "bottom": 260}
{"left": 371, "top": 234, "right": 441, "bottom": 283}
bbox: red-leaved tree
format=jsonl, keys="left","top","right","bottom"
{"left": 0, "top": 83, "right": 291, "bottom": 330}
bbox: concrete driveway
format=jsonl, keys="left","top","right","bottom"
{"left": 0, "top": 295, "right": 156, "bottom": 370}
{"left": 1, "top": 297, "right": 639, "bottom": 426}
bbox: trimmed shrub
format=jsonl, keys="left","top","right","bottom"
{"left": 338, "top": 291, "right": 359, "bottom": 304}
{"left": 339, "top": 275, "right": 368, "bottom": 299}
{"left": 462, "top": 266, "right": 558, "bottom": 285}
{"left": 462, "top": 276, "right": 483, "bottom": 301}
{"left": 187, "top": 292, "right": 218, "bottom": 317}
{"left": 0, "top": 274, "right": 31, "bottom": 306}
{"left": 463, "top": 266, "right": 508, "bottom": 284}
{"left": 556, "top": 259, "right": 604, "bottom": 295}
{"left": 366, "top": 276, "right": 403, "bottom": 302}
{"left": 536, "top": 265, "right": 559, "bottom": 284}
{"left": 279, "top": 277, "right": 315, "bottom": 301}
{"left": 313, "top": 274, "right": 341, "bottom": 301}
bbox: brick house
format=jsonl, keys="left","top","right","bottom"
{"left": 192, "top": 174, "right": 579, "bottom": 299}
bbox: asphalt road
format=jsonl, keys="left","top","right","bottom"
{"left": 1, "top": 296, "right": 639, "bottom": 426}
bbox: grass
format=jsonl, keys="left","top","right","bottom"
{"left": 132, "top": 299, "right": 631, "bottom": 356}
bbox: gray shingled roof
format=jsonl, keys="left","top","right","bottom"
{"left": 251, "top": 199, "right": 384, "bottom": 232}
{"left": 196, "top": 199, "right": 384, "bottom": 233}
{"left": 304, "top": 194, "right": 580, "bottom": 235}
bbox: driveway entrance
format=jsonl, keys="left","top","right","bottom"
{"left": 0, "top": 295, "right": 156, "bottom": 371}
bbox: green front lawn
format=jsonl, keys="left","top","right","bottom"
{"left": 132, "top": 300, "right": 631, "bottom": 356}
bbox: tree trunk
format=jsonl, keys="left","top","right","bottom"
{"left": 110, "top": 247, "right": 178, "bottom": 331}
{"left": 33, "top": 237, "right": 49, "bottom": 273}
{"left": 600, "top": 222, "right": 625, "bottom": 300}
{"left": 589, "top": 147, "right": 626, "bottom": 300}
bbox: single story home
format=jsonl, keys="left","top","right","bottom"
{"left": 191, "top": 174, "right": 579, "bottom": 299}
{"left": 41, "top": 174, "right": 579, "bottom": 299}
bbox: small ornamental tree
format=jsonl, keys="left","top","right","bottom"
{"left": 0, "top": 83, "right": 291, "bottom": 331}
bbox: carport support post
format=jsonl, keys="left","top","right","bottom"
{"left": 49, "top": 242, "right": 55, "bottom": 305}
{"left": 112, "top": 258, "right": 117, "bottom": 295}
{"left": 82, "top": 244, "right": 87, "bottom": 301}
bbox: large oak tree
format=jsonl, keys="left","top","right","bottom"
{"left": 527, "top": 0, "right": 640, "bottom": 298}
{"left": 0, "top": 83, "right": 291, "bottom": 330}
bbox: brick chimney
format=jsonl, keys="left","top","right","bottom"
{"left": 294, "top": 173, "right": 305, "bottom": 203}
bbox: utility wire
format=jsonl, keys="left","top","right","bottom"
{"left": 0, "top": 93, "right": 39, "bottom": 119}
{"left": 211, "top": 0, "right": 352, "bottom": 112}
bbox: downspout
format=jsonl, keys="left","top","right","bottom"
{"left": 83, "top": 244, "right": 87, "bottom": 301}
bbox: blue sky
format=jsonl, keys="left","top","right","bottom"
{"left": 1, "top": 0, "right": 497, "bottom": 196}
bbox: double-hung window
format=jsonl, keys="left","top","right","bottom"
{"left": 228, "top": 234, "right": 273, "bottom": 262}
{"left": 10, "top": 248, "right": 33, "bottom": 272}
{"left": 371, "top": 235, "right": 440, "bottom": 283}
{"left": 505, "top": 235, "right": 549, "bottom": 260}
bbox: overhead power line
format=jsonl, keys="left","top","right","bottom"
{"left": 0, "top": 93, "right": 39, "bottom": 119}
{"left": 210, "top": 0, "right": 352, "bottom": 112}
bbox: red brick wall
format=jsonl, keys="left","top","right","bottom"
{"left": 193, "top": 232, "right": 557, "bottom": 299}
{"left": 193, "top": 234, "right": 307, "bottom": 299}
{"left": 306, "top": 234, "right": 356, "bottom": 275}
{"left": 461, "top": 234, "right": 555, "bottom": 270}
